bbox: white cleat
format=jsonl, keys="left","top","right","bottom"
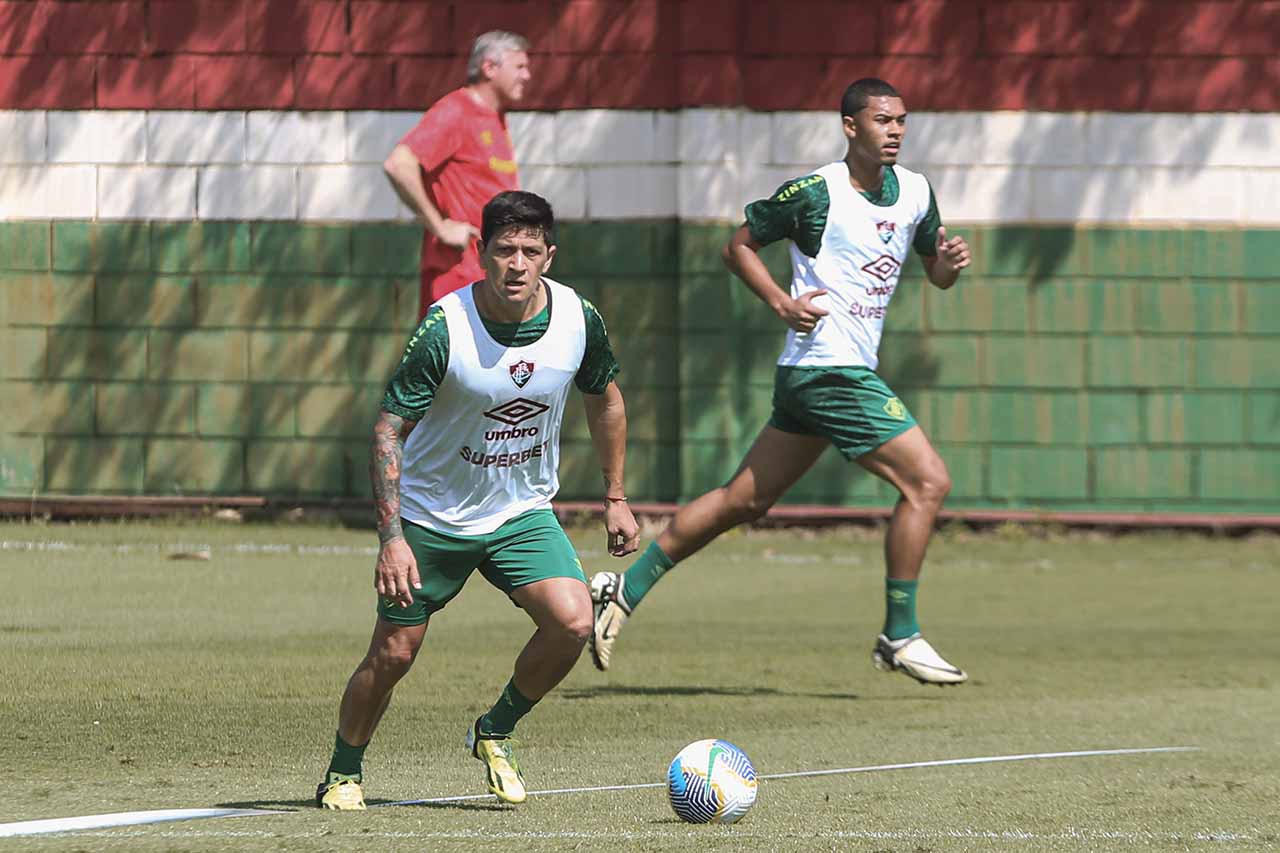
{"left": 872, "top": 633, "right": 968, "bottom": 685}
{"left": 589, "top": 572, "right": 631, "bottom": 672}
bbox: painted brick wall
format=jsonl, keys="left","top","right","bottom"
{"left": 3, "top": 218, "right": 1278, "bottom": 512}
{"left": 1, "top": 0, "right": 1278, "bottom": 111}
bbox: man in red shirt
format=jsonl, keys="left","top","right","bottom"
{"left": 383, "top": 31, "right": 530, "bottom": 320}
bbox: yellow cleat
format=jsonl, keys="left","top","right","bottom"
{"left": 315, "top": 776, "right": 367, "bottom": 810}
{"left": 465, "top": 719, "right": 527, "bottom": 804}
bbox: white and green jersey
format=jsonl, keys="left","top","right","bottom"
{"left": 744, "top": 162, "right": 942, "bottom": 370}
{"left": 381, "top": 278, "right": 619, "bottom": 536}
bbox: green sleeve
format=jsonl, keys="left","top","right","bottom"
{"left": 380, "top": 306, "right": 449, "bottom": 420}
{"left": 913, "top": 180, "right": 942, "bottom": 257}
{"left": 575, "top": 296, "right": 620, "bottom": 395}
{"left": 743, "top": 174, "right": 830, "bottom": 258}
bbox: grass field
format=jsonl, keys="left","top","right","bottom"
{"left": 1, "top": 518, "right": 1277, "bottom": 850}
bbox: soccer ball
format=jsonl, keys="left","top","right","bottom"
{"left": 666, "top": 739, "right": 758, "bottom": 824}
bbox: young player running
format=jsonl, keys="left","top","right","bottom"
{"left": 316, "top": 191, "right": 640, "bottom": 810}
{"left": 589, "top": 78, "right": 971, "bottom": 686}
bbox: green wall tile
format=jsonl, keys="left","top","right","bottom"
{"left": 289, "top": 278, "right": 399, "bottom": 330}
{"left": 196, "top": 384, "right": 297, "bottom": 437}
{"left": 989, "top": 447, "right": 1088, "bottom": 500}
{"left": 985, "top": 391, "right": 1085, "bottom": 444}
{"left": 152, "top": 222, "right": 251, "bottom": 273}
{"left": 144, "top": 438, "right": 244, "bottom": 493}
{"left": 935, "top": 444, "right": 986, "bottom": 499}
{"left": 1090, "top": 228, "right": 1184, "bottom": 278}
{"left": 96, "top": 383, "right": 195, "bottom": 435}
{"left": 97, "top": 275, "right": 195, "bottom": 328}
{"left": 52, "top": 222, "right": 150, "bottom": 273}
{"left": 246, "top": 439, "right": 363, "bottom": 495}
{"left": 0, "top": 329, "right": 45, "bottom": 379}
{"left": 1095, "top": 448, "right": 1192, "bottom": 499}
{"left": 196, "top": 275, "right": 293, "bottom": 328}
{"left": 350, "top": 224, "right": 421, "bottom": 276}
{"left": 1086, "top": 393, "right": 1142, "bottom": 445}
{"left": 1240, "top": 283, "right": 1280, "bottom": 334}
{"left": 1031, "top": 279, "right": 1134, "bottom": 333}
{"left": 1195, "top": 339, "right": 1280, "bottom": 388}
{"left": 1199, "top": 449, "right": 1280, "bottom": 500}
{"left": 589, "top": 277, "right": 678, "bottom": 334}
{"left": 251, "top": 222, "right": 349, "bottom": 275}
{"left": 1241, "top": 231, "right": 1280, "bottom": 280}
{"left": 46, "top": 329, "right": 146, "bottom": 380}
{"left": 926, "top": 279, "right": 1027, "bottom": 332}
{"left": 2, "top": 274, "right": 93, "bottom": 326}
{"left": 296, "top": 385, "right": 384, "bottom": 437}
{"left": 0, "top": 222, "right": 50, "bottom": 271}
{"left": 879, "top": 334, "right": 983, "bottom": 388}
{"left": 44, "top": 437, "right": 144, "bottom": 492}
{"left": 0, "top": 381, "right": 94, "bottom": 434}
{"left": 987, "top": 336, "right": 1085, "bottom": 388}
{"left": 0, "top": 434, "right": 43, "bottom": 492}
{"left": 148, "top": 330, "right": 247, "bottom": 381}
{"left": 1145, "top": 392, "right": 1246, "bottom": 444}
{"left": 1088, "top": 337, "right": 1189, "bottom": 388}
{"left": 1135, "top": 281, "right": 1238, "bottom": 334}
{"left": 1246, "top": 392, "right": 1280, "bottom": 445}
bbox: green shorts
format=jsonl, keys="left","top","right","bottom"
{"left": 377, "top": 508, "right": 585, "bottom": 626}
{"left": 768, "top": 365, "right": 917, "bottom": 460}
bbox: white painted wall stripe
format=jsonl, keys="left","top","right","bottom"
{"left": 1, "top": 110, "right": 1278, "bottom": 224}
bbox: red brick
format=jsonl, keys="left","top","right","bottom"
{"left": 0, "top": 0, "right": 49, "bottom": 53}
{"left": 760, "top": 2, "right": 877, "bottom": 57}
{"left": 518, "top": 53, "right": 588, "bottom": 109}
{"left": 1086, "top": 1, "right": 1242, "bottom": 56}
{"left": 742, "top": 57, "right": 831, "bottom": 111}
{"left": 0, "top": 56, "right": 94, "bottom": 107}
{"left": 566, "top": 0, "right": 666, "bottom": 53}
{"left": 1147, "top": 57, "right": 1253, "bottom": 111}
{"left": 983, "top": 57, "right": 1041, "bottom": 110}
{"left": 881, "top": 0, "right": 980, "bottom": 56}
{"left": 677, "top": 0, "right": 740, "bottom": 52}
{"left": 1238, "top": 1, "right": 1280, "bottom": 56}
{"left": 1034, "top": 57, "right": 1149, "bottom": 111}
{"left": 98, "top": 56, "right": 195, "bottom": 108}
{"left": 1251, "top": 59, "right": 1280, "bottom": 110}
{"left": 296, "top": 56, "right": 395, "bottom": 109}
{"left": 351, "top": 1, "right": 453, "bottom": 55}
{"left": 47, "top": 1, "right": 144, "bottom": 53}
{"left": 586, "top": 53, "right": 676, "bottom": 108}
{"left": 195, "top": 56, "right": 294, "bottom": 108}
{"left": 393, "top": 57, "right": 467, "bottom": 109}
{"left": 150, "top": 0, "right": 247, "bottom": 53}
{"left": 454, "top": 1, "right": 569, "bottom": 54}
{"left": 247, "top": 0, "right": 346, "bottom": 54}
{"left": 983, "top": 1, "right": 1089, "bottom": 55}
{"left": 855, "top": 56, "right": 994, "bottom": 110}
{"left": 677, "top": 54, "right": 741, "bottom": 106}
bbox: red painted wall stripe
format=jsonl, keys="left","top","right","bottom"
{"left": 0, "top": 0, "right": 1277, "bottom": 111}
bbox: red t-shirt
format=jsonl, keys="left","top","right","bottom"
{"left": 400, "top": 88, "right": 520, "bottom": 300}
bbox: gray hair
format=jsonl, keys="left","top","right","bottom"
{"left": 467, "top": 30, "right": 529, "bottom": 83}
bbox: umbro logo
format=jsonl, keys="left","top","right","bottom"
{"left": 484, "top": 398, "right": 549, "bottom": 426}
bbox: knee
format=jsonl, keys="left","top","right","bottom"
{"left": 913, "top": 466, "right": 951, "bottom": 507}
{"left": 725, "top": 490, "right": 773, "bottom": 526}
{"left": 368, "top": 639, "right": 419, "bottom": 679}
{"left": 560, "top": 610, "right": 593, "bottom": 648}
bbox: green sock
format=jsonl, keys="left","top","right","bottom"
{"left": 326, "top": 732, "right": 367, "bottom": 782}
{"left": 478, "top": 679, "right": 537, "bottom": 738}
{"left": 620, "top": 542, "right": 675, "bottom": 610}
{"left": 883, "top": 578, "right": 920, "bottom": 641}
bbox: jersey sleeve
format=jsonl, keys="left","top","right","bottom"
{"left": 743, "top": 174, "right": 830, "bottom": 258}
{"left": 399, "top": 98, "right": 462, "bottom": 173}
{"left": 574, "top": 296, "right": 621, "bottom": 395}
{"left": 380, "top": 306, "right": 450, "bottom": 420}
{"left": 912, "top": 180, "right": 942, "bottom": 257}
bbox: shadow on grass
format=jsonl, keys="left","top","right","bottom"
{"left": 560, "top": 685, "right": 860, "bottom": 701}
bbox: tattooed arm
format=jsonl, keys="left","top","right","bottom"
{"left": 370, "top": 409, "right": 420, "bottom": 607}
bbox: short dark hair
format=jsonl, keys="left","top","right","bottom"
{"left": 840, "top": 78, "right": 901, "bottom": 117}
{"left": 481, "top": 190, "right": 556, "bottom": 247}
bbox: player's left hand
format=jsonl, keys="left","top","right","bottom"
{"left": 935, "top": 226, "right": 970, "bottom": 273}
{"left": 604, "top": 500, "right": 640, "bottom": 557}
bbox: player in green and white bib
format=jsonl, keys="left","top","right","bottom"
{"left": 590, "top": 78, "right": 974, "bottom": 686}
{"left": 316, "top": 191, "right": 640, "bottom": 811}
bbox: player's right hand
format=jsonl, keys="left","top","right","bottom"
{"left": 375, "top": 537, "right": 421, "bottom": 608}
{"left": 777, "top": 289, "right": 829, "bottom": 334}
{"left": 436, "top": 219, "right": 481, "bottom": 251}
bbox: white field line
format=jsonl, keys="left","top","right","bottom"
{"left": 0, "top": 746, "right": 1200, "bottom": 838}
{"left": 376, "top": 746, "right": 1199, "bottom": 807}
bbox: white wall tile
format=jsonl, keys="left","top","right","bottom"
{"left": 679, "top": 109, "right": 738, "bottom": 164}
{"left": 298, "top": 165, "right": 400, "bottom": 220}
{"left": 247, "top": 112, "right": 345, "bottom": 164}
{"left": 98, "top": 166, "right": 197, "bottom": 219}
{"left": 738, "top": 112, "right": 772, "bottom": 168}
{"left": 770, "top": 111, "right": 843, "bottom": 166}
{"left": 654, "top": 112, "right": 677, "bottom": 163}
{"left": 556, "top": 111, "right": 660, "bottom": 164}
{"left": 1243, "top": 169, "right": 1280, "bottom": 224}
{"left": 507, "top": 112, "right": 557, "bottom": 166}
{"left": 678, "top": 163, "right": 741, "bottom": 220}
{"left": 1030, "top": 166, "right": 1143, "bottom": 222}
{"left": 521, "top": 166, "right": 586, "bottom": 219}
{"left": 148, "top": 111, "right": 244, "bottom": 164}
{"left": 1132, "top": 167, "right": 1245, "bottom": 223}
{"left": 1197, "top": 114, "right": 1279, "bottom": 168}
{"left": 929, "top": 165, "right": 1032, "bottom": 222}
{"left": 585, "top": 165, "right": 676, "bottom": 218}
{"left": 199, "top": 165, "right": 296, "bottom": 219}
{"left": 910, "top": 113, "right": 1089, "bottom": 168}
{"left": 0, "top": 166, "right": 96, "bottom": 218}
{"left": 0, "top": 111, "right": 45, "bottom": 163}
{"left": 48, "top": 112, "right": 146, "bottom": 163}
{"left": 347, "top": 111, "right": 421, "bottom": 164}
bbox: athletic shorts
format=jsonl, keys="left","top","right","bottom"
{"left": 768, "top": 365, "right": 917, "bottom": 460}
{"left": 377, "top": 508, "right": 585, "bottom": 626}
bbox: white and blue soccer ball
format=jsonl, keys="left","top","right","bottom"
{"left": 666, "top": 739, "right": 758, "bottom": 824}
